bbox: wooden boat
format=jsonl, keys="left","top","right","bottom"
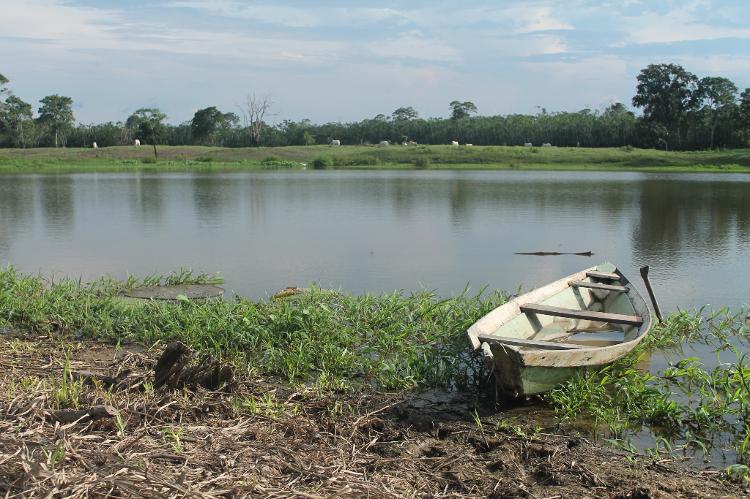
{"left": 467, "top": 262, "right": 653, "bottom": 396}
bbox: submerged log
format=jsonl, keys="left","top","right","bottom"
{"left": 515, "top": 251, "right": 594, "bottom": 257}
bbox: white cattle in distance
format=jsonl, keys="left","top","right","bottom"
{"left": 451, "top": 140, "right": 459, "bottom": 146}
{"left": 330, "top": 139, "right": 341, "bottom": 146}
{"left": 92, "top": 142, "right": 98, "bottom": 149}
{"left": 542, "top": 142, "right": 552, "bottom": 147}
{"left": 407, "top": 140, "right": 418, "bottom": 145}
{"left": 134, "top": 139, "right": 141, "bottom": 147}
{"left": 379, "top": 140, "right": 389, "bottom": 146}
{"left": 524, "top": 142, "right": 533, "bottom": 147}
{"left": 465, "top": 143, "right": 473, "bottom": 147}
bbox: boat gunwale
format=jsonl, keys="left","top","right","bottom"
{"left": 467, "top": 263, "right": 652, "bottom": 361}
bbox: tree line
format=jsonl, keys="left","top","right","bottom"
{"left": 1, "top": 64, "right": 749, "bottom": 151}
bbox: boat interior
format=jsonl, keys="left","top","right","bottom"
{"left": 477, "top": 264, "right": 648, "bottom": 351}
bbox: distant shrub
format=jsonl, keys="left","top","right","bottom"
{"left": 261, "top": 160, "right": 298, "bottom": 169}
{"left": 141, "top": 157, "right": 157, "bottom": 164}
{"left": 261, "top": 156, "right": 281, "bottom": 164}
{"left": 333, "top": 155, "right": 379, "bottom": 167}
{"left": 414, "top": 157, "right": 431, "bottom": 169}
{"left": 195, "top": 157, "right": 214, "bottom": 163}
{"left": 312, "top": 155, "right": 333, "bottom": 169}
{"left": 621, "top": 145, "right": 634, "bottom": 152}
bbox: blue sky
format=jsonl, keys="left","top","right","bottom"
{"left": 1, "top": 0, "right": 749, "bottom": 124}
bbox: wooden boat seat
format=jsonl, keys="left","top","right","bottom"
{"left": 520, "top": 303, "right": 643, "bottom": 326}
{"left": 477, "top": 334, "right": 584, "bottom": 350}
{"left": 570, "top": 280, "right": 628, "bottom": 293}
{"left": 586, "top": 270, "right": 621, "bottom": 281}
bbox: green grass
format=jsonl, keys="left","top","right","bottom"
{"left": 0, "top": 145, "right": 748, "bottom": 173}
{"left": 0, "top": 267, "right": 506, "bottom": 390}
{"left": 547, "top": 307, "right": 750, "bottom": 478}
{"left": 4, "top": 265, "right": 750, "bottom": 475}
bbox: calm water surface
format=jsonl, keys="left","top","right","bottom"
{"left": 2, "top": 170, "right": 748, "bottom": 311}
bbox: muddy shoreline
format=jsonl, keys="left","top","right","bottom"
{"left": 1, "top": 334, "right": 745, "bottom": 498}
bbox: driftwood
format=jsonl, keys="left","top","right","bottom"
{"left": 46, "top": 405, "right": 116, "bottom": 423}
{"left": 515, "top": 251, "right": 594, "bottom": 256}
{"left": 154, "top": 341, "right": 233, "bottom": 391}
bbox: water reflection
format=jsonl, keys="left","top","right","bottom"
{"left": 0, "top": 177, "right": 36, "bottom": 253}
{"left": 128, "top": 174, "right": 165, "bottom": 228}
{"left": 631, "top": 178, "right": 750, "bottom": 262}
{"left": 39, "top": 175, "right": 75, "bottom": 236}
{"left": 192, "top": 175, "right": 246, "bottom": 226}
{"left": 0, "top": 171, "right": 748, "bottom": 309}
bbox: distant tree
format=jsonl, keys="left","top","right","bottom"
{"left": 391, "top": 106, "right": 419, "bottom": 122}
{"left": 0, "top": 73, "right": 8, "bottom": 96}
{"left": 695, "top": 77, "right": 738, "bottom": 149}
{"left": 37, "top": 94, "right": 74, "bottom": 147}
{"left": 241, "top": 94, "right": 272, "bottom": 146}
{"left": 600, "top": 102, "right": 636, "bottom": 145}
{"left": 191, "top": 106, "right": 239, "bottom": 145}
{"left": 302, "top": 130, "right": 316, "bottom": 145}
{"left": 739, "top": 88, "right": 750, "bottom": 145}
{"left": 632, "top": 64, "right": 698, "bottom": 149}
{"left": 1, "top": 95, "right": 34, "bottom": 148}
{"left": 0, "top": 73, "right": 9, "bottom": 109}
{"left": 449, "top": 101, "right": 478, "bottom": 120}
{"left": 126, "top": 108, "right": 167, "bottom": 159}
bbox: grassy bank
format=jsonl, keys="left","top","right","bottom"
{"left": 0, "top": 267, "right": 506, "bottom": 391}
{"left": 1, "top": 145, "right": 749, "bottom": 173}
{"left": 1, "top": 268, "right": 748, "bottom": 496}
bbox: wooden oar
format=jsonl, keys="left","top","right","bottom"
{"left": 639, "top": 265, "right": 663, "bottom": 323}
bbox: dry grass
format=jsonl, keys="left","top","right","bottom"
{"left": 1, "top": 334, "right": 745, "bottom": 498}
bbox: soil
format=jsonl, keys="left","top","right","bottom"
{"left": 0, "top": 332, "right": 747, "bottom": 498}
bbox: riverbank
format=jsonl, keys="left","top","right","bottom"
{"left": 1, "top": 145, "right": 749, "bottom": 173}
{"left": 1, "top": 268, "right": 750, "bottom": 495}
{"left": 2, "top": 334, "right": 743, "bottom": 498}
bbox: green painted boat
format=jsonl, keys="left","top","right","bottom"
{"left": 467, "top": 262, "right": 653, "bottom": 396}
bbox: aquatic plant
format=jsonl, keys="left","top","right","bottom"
{"left": 548, "top": 307, "right": 750, "bottom": 474}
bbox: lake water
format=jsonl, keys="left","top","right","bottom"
{"left": 2, "top": 170, "right": 749, "bottom": 312}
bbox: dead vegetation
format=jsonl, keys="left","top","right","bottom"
{"left": 0, "top": 333, "right": 746, "bottom": 498}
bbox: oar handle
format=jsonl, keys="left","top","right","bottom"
{"left": 640, "top": 265, "right": 663, "bottom": 323}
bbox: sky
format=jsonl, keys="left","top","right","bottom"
{"left": 1, "top": 0, "right": 749, "bottom": 125}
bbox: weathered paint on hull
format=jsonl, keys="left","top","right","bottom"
{"left": 490, "top": 346, "right": 584, "bottom": 396}
{"left": 469, "top": 262, "right": 652, "bottom": 397}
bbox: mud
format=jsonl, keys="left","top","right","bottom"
{"left": 0, "top": 333, "right": 746, "bottom": 498}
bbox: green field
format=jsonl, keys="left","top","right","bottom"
{"left": 0, "top": 144, "right": 749, "bottom": 173}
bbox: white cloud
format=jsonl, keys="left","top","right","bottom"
{"left": 489, "top": 34, "right": 568, "bottom": 57}
{"left": 0, "top": 0, "right": 348, "bottom": 66}
{"left": 166, "top": 1, "right": 318, "bottom": 28}
{"left": 620, "top": 1, "right": 750, "bottom": 44}
{"left": 166, "top": 1, "right": 414, "bottom": 28}
{"left": 368, "top": 32, "right": 462, "bottom": 63}
{"left": 0, "top": 0, "right": 124, "bottom": 46}
{"left": 670, "top": 54, "right": 750, "bottom": 79}
{"left": 511, "top": 6, "right": 574, "bottom": 33}
{"left": 523, "top": 55, "right": 629, "bottom": 82}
